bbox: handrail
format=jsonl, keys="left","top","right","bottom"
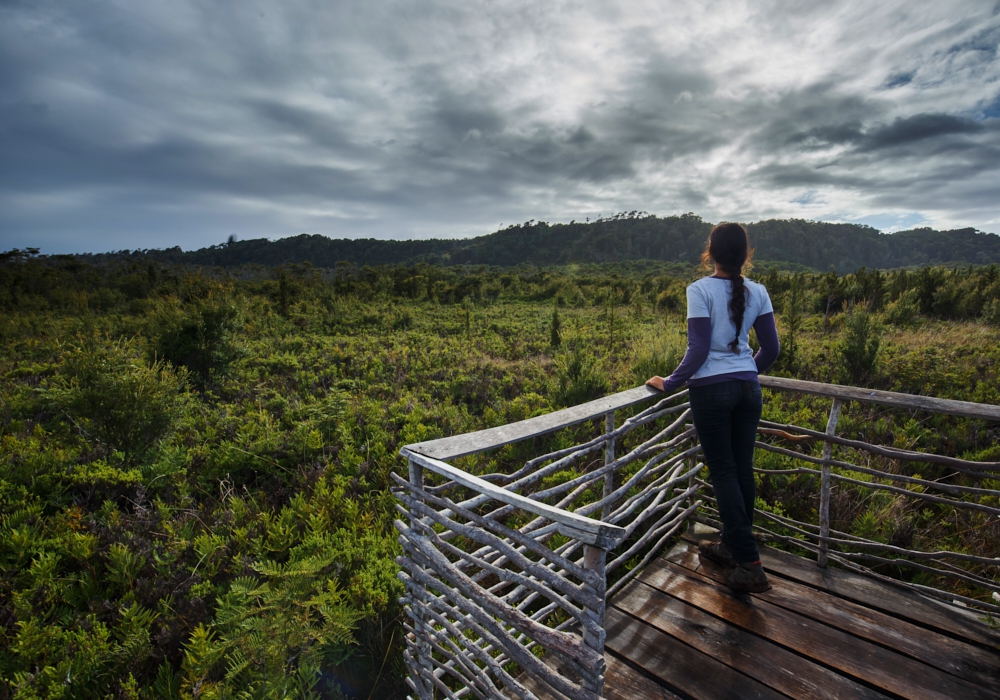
{"left": 404, "top": 385, "right": 668, "bottom": 460}
{"left": 401, "top": 450, "right": 627, "bottom": 549}
{"left": 405, "top": 377, "right": 1000, "bottom": 463}
{"left": 758, "top": 375, "right": 1000, "bottom": 422}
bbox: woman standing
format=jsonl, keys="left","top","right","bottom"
{"left": 646, "top": 223, "right": 780, "bottom": 592}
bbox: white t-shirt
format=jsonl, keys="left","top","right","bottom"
{"left": 686, "top": 276, "right": 773, "bottom": 381}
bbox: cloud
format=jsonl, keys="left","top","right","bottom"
{"left": 1, "top": 0, "right": 1000, "bottom": 253}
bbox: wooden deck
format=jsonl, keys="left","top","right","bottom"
{"left": 526, "top": 531, "right": 1000, "bottom": 700}
{"left": 602, "top": 534, "right": 1000, "bottom": 700}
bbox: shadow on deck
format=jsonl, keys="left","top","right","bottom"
{"left": 528, "top": 528, "right": 1000, "bottom": 700}
{"left": 607, "top": 532, "right": 1000, "bottom": 700}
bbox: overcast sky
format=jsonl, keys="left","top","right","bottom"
{"left": 2, "top": 0, "right": 999, "bottom": 254}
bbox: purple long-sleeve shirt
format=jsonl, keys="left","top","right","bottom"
{"left": 661, "top": 312, "right": 779, "bottom": 393}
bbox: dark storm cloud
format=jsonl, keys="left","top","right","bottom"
{"left": 778, "top": 113, "right": 988, "bottom": 154}
{"left": 2, "top": 0, "right": 1000, "bottom": 252}
{"left": 860, "top": 114, "right": 985, "bottom": 150}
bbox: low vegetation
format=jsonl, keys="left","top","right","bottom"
{"left": 1, "top": 252, "right": 998, "bottom": 698}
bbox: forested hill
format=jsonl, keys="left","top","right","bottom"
{"left": 94, "top": 214, "right": 1000, "bottom": 272}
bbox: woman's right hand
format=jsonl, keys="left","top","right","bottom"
{"left": 645, "top": 376, "right": 666, "bottom": 391}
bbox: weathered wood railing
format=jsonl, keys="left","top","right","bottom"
{"left": 394, "top": 377, "right": 1000, "bottom": 699}
{"left": 395, "top": 386, "right": 701, "bottom": 699}
{"left": 740, "top": 376, "right": 1000, "bottom": 612}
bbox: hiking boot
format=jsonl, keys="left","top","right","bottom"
{"left": 724, "top": 562, "right": 771, "bottom": 593}
{"left": 698, "top": 540, "right": 736, "bottom": 568}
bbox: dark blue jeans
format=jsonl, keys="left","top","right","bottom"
{"left": 689, "top": 380, "right": 763, "bottom": 564}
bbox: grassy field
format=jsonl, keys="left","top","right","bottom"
{"left": 1, "top": 258, "right": 998, "bottom": 699}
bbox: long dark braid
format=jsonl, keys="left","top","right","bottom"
{"left": 701, "top": 223, "right": 752, "bottom": 354}
{"left": 725, "top": 266, "right": 747, "bottom": 353}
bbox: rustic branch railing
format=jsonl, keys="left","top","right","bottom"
{"left": 741, "top": 376, "right": 1000, "bottom": 612}
{"left": 394, "top": 376, "right": 1000, "bottom": 700}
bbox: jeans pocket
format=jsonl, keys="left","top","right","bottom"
{"left": 694, "top": 381, "right": 735, "bottom": 409}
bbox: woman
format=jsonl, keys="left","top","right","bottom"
{"left": 646, "top": 222, "right": 780, "bottom": 593}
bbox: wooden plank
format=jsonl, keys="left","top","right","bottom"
{"left": 604, "top": 607, "right": 788, "bottom": 700}
{"left": 666, "top": 542, "right": 1000, "bottom": 690}
{"left": 637, "top": 557, "right": 998, "bottom": 700}
{"left": 523, "top": 653, "right": 685, "bottom": 700}
{"left": 612, "top": 578, "right": 891, "bottom": 699}
{"left": 513, "top": 670, "right": 572, "bottom": 700}
{"left": 758, "top": 375, "right": 1000, "bottom": 422}
{"left": 401, "top": 450, "right": 627, "bottom": 548}
{"left": 749, "top": 539, "right": 1000, "bottom": 650}
{"left": 682, "top": 528, "right": 1000, "bottom": 649}
{"left": 403, "top": 385, "right": 666, "bottom": 459}
{"left": 603, "top": 654, "right": 685, "bottom": 700}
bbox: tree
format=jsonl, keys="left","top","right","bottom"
{"left": 822, "top": 268, "right": 839, "bottom": 333}
{"left": 837, "top": 309, "right": 882, "bottom": 386}
{"left": 778, "top": 275, "right": 805, "bottom": 375}
{"left": 154, "top": 297, "right": 244, "bottom": 387}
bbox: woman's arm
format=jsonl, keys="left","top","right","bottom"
{"left": 752, "top": 312, "right": 780, "bottom": 373}
{"left": 645, "top": 317, "right": 711, "bottom": 393}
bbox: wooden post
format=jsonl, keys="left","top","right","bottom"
{"left": 602, "top": 411, "right": 616, "bottom": 520}
{"left": 818, "top": 399, "right": 843, "bottom": 568}
{"left": 407, "top": 459, "right": 435, "bottom": 700}
{"left": 581, "top": 544, "right": 608, "bottom": 696}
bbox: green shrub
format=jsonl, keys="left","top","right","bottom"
{"left": 46, "top": 335, "right": 185, "bottom": 464}
{"left": 192, "top": 540, "right": 361, "bottom": 698}
{"left": 553, "top": 347, "right": 608, "bottom": 406}
{"left": 154, "top": 297, "right": 244, "bottom": 386}
{"left": 837, "top": 309, "right": 883, "bottom": 386}
{"left": 884, "top": 288, "right": 920, "bottom": 326}
{"left": 983, "top": 298, "right": 1000, "bottom": 327}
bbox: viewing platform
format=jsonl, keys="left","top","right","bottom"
{"left": 570, "top": 531, "right": 1000, "bottom": 700}
{"left": 394, "top": 377, "right": 1000, "bottom": 700}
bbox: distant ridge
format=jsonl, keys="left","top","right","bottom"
{"left": 84, "top": 214, "right": 1000, "bottom": 273}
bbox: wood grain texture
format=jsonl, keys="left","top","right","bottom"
{"left": 604, "top": 607, "right": 788, "bottom": 700}
{"left": 602, "top": 654, "right": 685, "bottom": 700}
{"left": 736, "top": 537, "right": 1000, "bottom": 650}
{"left": 666, "top": 542, "right": 1000, "bottom": 690}
{"left": 636, "top": 557, "right": 998, "bottom": 700}
{"left": 612, "top": 578, "right": 891, "bottom": 699}
{"left": 517, "top": 651, "right": 685, "bottom": 700}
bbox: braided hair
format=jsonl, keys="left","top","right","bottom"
{"left": 700, "top": 223, "right": 753, "bottom": 354}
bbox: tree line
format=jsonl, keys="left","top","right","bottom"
{"left": 65, "top": 213, "right": 1000, "bottom": 273}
